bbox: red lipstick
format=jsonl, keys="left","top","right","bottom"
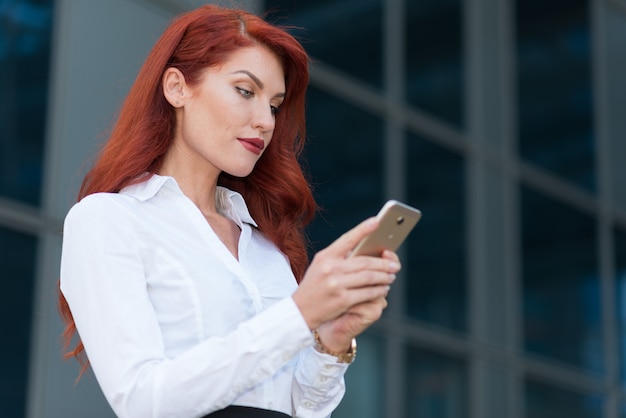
{"left": 238, "top": 137, "right": 265, "bottom": 155}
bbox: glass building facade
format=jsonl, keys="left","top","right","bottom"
{"left": 0, "top": 0, "right": 53, "bottom": 416}
{"left": 264, "top": 0, "right": 626, "bottom": 417}
{"left": 2, "top": 0, "right": 625, "bottom": 417}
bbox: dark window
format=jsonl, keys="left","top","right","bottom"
{"left": 615, "top": 228, "right": 626, "bottom": 383}
{"left": 333, "top": 333, "right": 385, "bottom": 418}
{"left": 0, "top": 227, "right": 38, "bottom": 418}
{"left": 405, "top": 0, "right": 464, "bottom": 129}
{"left": 521, "top": 186, "right": 601, "bottom": 374}
{"left": 0, "top": 0, "right": 54, "bottom": 206}
{"left": 406, "top": 135, "right": 466, "bottom": 332}
{"left": 406, "top": 346, "right": 467, "bottom": 418}
{"left": 265, "top": 0, "right": 383, "bottom": 88}
{"left": 516, "top": 0, "right": 594, "bottom": 191}
{"left": 604, "top": 7, "right": 626, "bottom": 213}
{"left": 302, "top": 86, "right": 384, "bottom": 253}
{"left": 525, "top": 379, "right": 603, "bottom": 418}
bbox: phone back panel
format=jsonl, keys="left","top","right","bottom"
{"left": 351, "top": 201, "right": 422, "bottom": 257}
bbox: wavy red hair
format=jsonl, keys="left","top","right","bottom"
{"left": 59, "top": 5, "right": 316, "bottom": 369}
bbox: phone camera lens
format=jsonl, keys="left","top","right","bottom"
{"left": 396, "top": 216, "right": 404, "bottom": 225}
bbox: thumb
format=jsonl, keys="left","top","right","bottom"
{"left": 325, "top": 217, "right": 379, "bottom": 257}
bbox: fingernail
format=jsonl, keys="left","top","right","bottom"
{"left": 389, "top": 273, "right": 396, "bottom": 282}
{"left": 389, "top": 261, "right": 401, "bottom": 271}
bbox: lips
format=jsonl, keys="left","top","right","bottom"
{"left": 238, "top": 137, "right": 265, "bottom": 155}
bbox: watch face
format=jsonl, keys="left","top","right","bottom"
{"left": 337, "top": 338, "right": 357, "bottom": 363}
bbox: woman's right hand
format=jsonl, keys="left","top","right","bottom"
{"left": 291, "top": 217, "right": 399, "bottom": 337}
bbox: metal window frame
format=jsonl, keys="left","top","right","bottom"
{"left": 2, "top": 0, "right": 623, "bottom": 415}
{"left": 306, "top": 0, "right": 626, "bottom": 417}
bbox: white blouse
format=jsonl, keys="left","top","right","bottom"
{"left": 60, "top": 174, "right": 349, "bottom": 418}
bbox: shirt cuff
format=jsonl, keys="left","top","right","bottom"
{"left": 292, "top": 341, "right": 350, "bottom": 417}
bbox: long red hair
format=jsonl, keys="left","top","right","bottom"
{"left": 59, "top": 5, "right": 316, "bottom": 368}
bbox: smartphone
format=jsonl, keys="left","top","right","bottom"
{"left": 350, "top": 200, "right": 422, "bottom": 257}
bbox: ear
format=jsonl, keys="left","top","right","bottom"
{"left": 162, "top": 67, "right": 187, "bottom": 108}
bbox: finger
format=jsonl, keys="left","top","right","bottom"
{"left": 346, "top": 297, "right": 388, "bottom": 315}
{"left": 344, "top": 299, "right": 389, "bottom": 328}
{"left": 381, "top": 250, "right": 400, "bottom": 263}
{"left": 344, "top": 284, "right": 390, "bottom": 308}
{"left": 324, "top": 217, "right": 379, "bottom": 258}
{"left": 339, "top": 270, "right": 396, "bottom": 289}
{"left": 340, "top": 254, "right": 401, "bottom": 276}
{"left": 381, "top": 250, "right": 401, "bottom": 271}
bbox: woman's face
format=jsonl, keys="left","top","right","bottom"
{"left": 168, "top": 44, "right": 286, "bottom": 178}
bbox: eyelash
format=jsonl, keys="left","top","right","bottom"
{"left": 236, "top": 87, "right": 281, "bottom": 115}
{"left": 236, "top": 87, "right": 253, "bottom": 98}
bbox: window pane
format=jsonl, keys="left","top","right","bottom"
{"left": 333, "top": 333, "right": 384, "bottom": 418}
{"left": 406, "top": 135, "right": 466, "bottom": 332}
{"left": 516, "top": 0, "right": 594, "bottom": 191}
{"left": 615, "top": 228, "right": 626, "bottom": 383}
{"left": 0, "top": 0, "right": 54, "bottom": 206}
{"left": 0, "top": 227, "right": 38, "bottom": 418}
{"left": 265, "top": 0, "right": 383, "bottom": 88}
{"left": 406, "top": 0, "right": 464, "bottom": 128}
{"left": 525, "top": 380, "right": 602, "bottom": 418}
{"left": 521, "top": 186, "right": 602, "bottom": 374}
{"left": 603, "top": 5, "right": 626, "bottom": 213}
{"left": 303, "top": 87, "right": 384, "bottom": 252}
{"left": 406, "top": 346, "right": 467, "bottom": 418}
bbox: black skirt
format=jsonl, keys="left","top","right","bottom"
{"left": 204, "top": 405, "right": 291, "bottom": 417}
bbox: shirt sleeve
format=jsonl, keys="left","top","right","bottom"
{"left": 59, "top": 195, "right": 316, "bottom": 418}
{"left": 291, "top": 347, "right": 350, "bottom": 418}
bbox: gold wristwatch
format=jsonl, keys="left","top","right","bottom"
{"left": 313, "top": 330, "right": 357, "bottom": 364}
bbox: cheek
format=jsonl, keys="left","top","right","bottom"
{"left": 188, "top": 100, "right": 226, "bottom": 134}
{"left": 208, "top": 98, "right": 245, "bottom": 130}
{"left": 265, "top": 129, "right": 276, "bottom": 150}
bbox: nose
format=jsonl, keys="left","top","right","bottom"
{"left": 253, "top": 103, "right": 276, "bottom": 134}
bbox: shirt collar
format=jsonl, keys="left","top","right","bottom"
{"left": 121, "top": 173, "right": 258, "bottom": 227}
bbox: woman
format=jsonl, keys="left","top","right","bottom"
{"left": 59, "top": 5, "right": 400, "bottom": 418}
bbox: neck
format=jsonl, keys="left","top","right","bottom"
{"left": 158, "top": 151, "right": 221, "bottom": 215}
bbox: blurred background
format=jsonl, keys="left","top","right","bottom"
{"left": 1, "top": 0, "right": 626, "bottom": 417}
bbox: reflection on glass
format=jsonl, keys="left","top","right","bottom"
{"left": 0, "top": 227, "right": 37, "bottom": 417}
{"left": 516, "top": 0, "right": 595, "bottom": 191}
{"left": 615, "top": 228, "right": 626, "bottom": 383}
{"left": 405, "top": 0, "right": 463, "bottom": 128}
{"left": 525, "top": 379, "right": 602, "bottom": 418}
{"left": 264, "top": 0, "right": 383, "bottom": 88}
{"left": 0, "top": 0, "right": 54, "bottom": 206}
{"left": 302, "top": 87, "right": 384, "bottom": 252}
{"left": 406, "top": 346, "right": 467, "bottom": 418}
{"left": 333, "top": 332, "right": 384, "bottom": 418}
{"left": 406, "top": 134, "right": 466, "bottom": 332}
{"left": 521, "top": 186, "right": 602, "bottom": 374}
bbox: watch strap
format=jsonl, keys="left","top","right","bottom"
{"left": 312, "top": 330, "right": 357, "bottom": 364}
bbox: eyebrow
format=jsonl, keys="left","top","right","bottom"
{"left": 231, "top": 70, "right": 285, "bottom": 98}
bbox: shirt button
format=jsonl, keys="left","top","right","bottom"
{"left": 304, "top": 401, "right": 313, "bottom": 408}
{"left": 320, "top": 376, "right": 328, "bottom": 382}
{"left": 268, "top": 402, "right": 274, "bottom": 409}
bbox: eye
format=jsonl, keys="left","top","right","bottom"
{"left": 236, "top": 87, "right": 253, "bottom": 98}
{"left": 271, "top": 105, "right": 281, "bottom": 115}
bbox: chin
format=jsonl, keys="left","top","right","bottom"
{"left": 225, "top": 166, "right": 256, "bottom": 178}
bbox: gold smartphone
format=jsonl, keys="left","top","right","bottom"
{"left": 350, "top": 200, "right": 422, "bottom": 257}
